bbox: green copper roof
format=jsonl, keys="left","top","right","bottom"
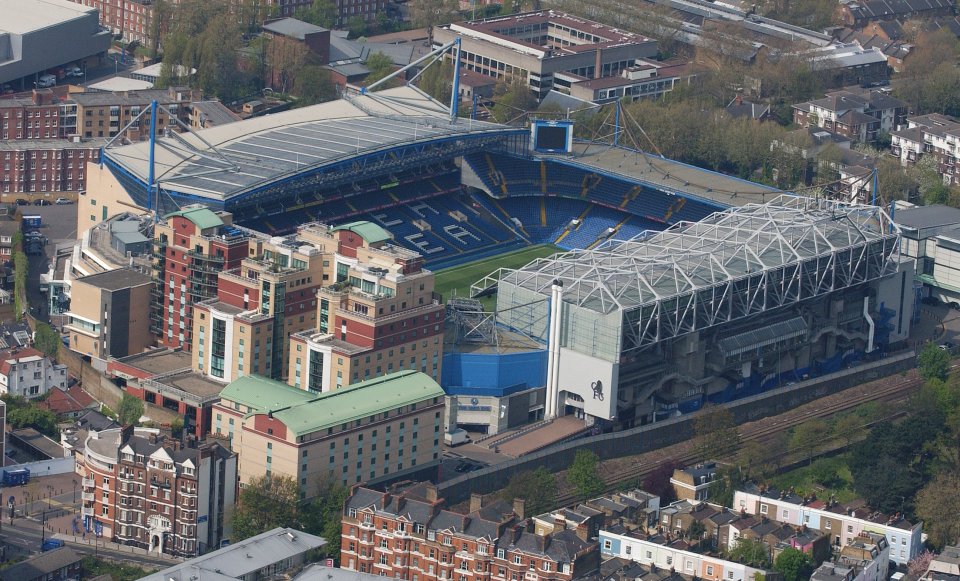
{"left": 219, "top": 375, "right": 315, "bottom": 411}
{"left": 218, "top": 370, "right": 444, "bottom": 437}
{"left": 331, "top": 221, "right": 392, "bottom": 244}
{"left": 164, "top": 207, "right": 224, "bottom": 231}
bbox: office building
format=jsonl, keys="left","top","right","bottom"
{"left": 65, "top": 268, "right": 153, "bottom": 363}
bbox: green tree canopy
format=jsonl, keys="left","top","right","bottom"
{"left": 726, "top": 538, "right": 771, "bottom": 568}
{"left": 919, "top": 342, "right": 951, "bottom": 383}
{"left": 692, "top": 405, "right": 741, "bottom": 461}
{"left": 364, "top": 52, "right": 396, "bottom": 86}
{"left": 300, "top": 477, "right": 350, "bottom": 560}
{"left": 295, "top": 65, "right": 338, "bottom": 106}
{"left": 915, "top": 469, "right": 960, "bottom": 550}
{"left": 117, "top": 393, "right": 145, "bottom": 427}
{"left": 232, "top": 474, "right": 300, "bottom": 540}
{"left": 567, "top": 449, "right": 605, "bottom": 500}
{"left": 789, "top": 419, "right": 829, "bottom": 465}
{"left": 499, "top": 468, "right": 557, "bottom": 517}
{"left": 33, "top": 322, "right": 60, "bottom": 358}
{"left": 294, "top": 0, "right": 337, "bottom": 27}
{"left": 774, "top": 548, "right": 813, "bottom": 581}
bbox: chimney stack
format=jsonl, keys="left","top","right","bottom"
{"left": 425, "top": 484, "right": 439, "bottom": 503}
{"left": 514, "top": 498, "right": 526, "bottom": 520}
{"left": 470, "top": 493, "right": 483, "bottom": 514}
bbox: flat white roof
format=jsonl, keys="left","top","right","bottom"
{"left": 88, "top": 77, "right": 154, "bottom": 92}
{"left": 0, "top": 0, "right": 99, "bottom": 35}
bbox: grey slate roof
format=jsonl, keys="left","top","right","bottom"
{"left": 263, "top": 17, "right": 329, "bottom": 39}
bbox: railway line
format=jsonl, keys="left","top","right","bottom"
{"left": 554, "top": 360, "right": 936, "bottom": 506}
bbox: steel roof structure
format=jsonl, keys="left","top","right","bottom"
{"left": 102, "top": 86, "right": 525, "bottom": 213}
{"left": 484, "top": 195, "right": 901, "bottom": 352}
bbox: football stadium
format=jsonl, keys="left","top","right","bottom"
{"left": 85, "top": 69, "right": 916, "bottom": 440}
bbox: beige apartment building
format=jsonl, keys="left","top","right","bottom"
{"left": 65, "top": 268, "right": 153, "bottom": 362}
{"left": 286, "top": 221, "right": 444, "bottom": 392}
{"left": 211, "top": 370, "right": 445, "bottom": 497}
{"left": 191, "top": 231, "right": 327, "bottom": 382}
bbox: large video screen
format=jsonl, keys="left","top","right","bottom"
{"left": 532, "top": 121, "right": 573, "bottom": 153}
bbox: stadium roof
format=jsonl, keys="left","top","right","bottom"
{"left": 565, "top": 143, "right": 780, "bottom": 208}
{"left": 495, "top": 195, "right": 899, "bottom": 316}
{"left": 103, "top": 86, "right": 520, "bottom": 205}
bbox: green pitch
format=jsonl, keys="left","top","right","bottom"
{"left": 434, "top": 244, "right": 561, "bottom": 303}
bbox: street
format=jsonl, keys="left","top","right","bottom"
{"left": 0, "top": 481, "right": 176, "bottom": 571}
{"left": 20, "top": 204, "right": 78, "bottom": 324}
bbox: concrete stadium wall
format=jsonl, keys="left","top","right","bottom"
{"left": 435, "top": 352, "right": 916, "bottom": 504}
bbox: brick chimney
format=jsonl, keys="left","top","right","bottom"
{"left": 513, "top": 498, "right": 526, "bottom": 520}
{"left": 424, "top": 484, "right": 439, "bottom": 503}
{"left": 470, "top": 493, "right": 484, "bottom": 513}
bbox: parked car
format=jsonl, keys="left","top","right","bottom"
{"left": 939, "top": 341, "right": 956, "bottom": 352}
{"left": 55, "top": 197, "right": 72, "bottom": 205}
{"left": 65, "top": 66, "right": 83, "bottom": 78}
{"left": 14, "top": 199, "right": 29, "bottom": 206}
{"left": 33, "top": 199, "right": 50, "bottom": 206}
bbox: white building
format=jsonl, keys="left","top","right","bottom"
{"left": 811, "top": 532, "right": 890, "bottom": 581}
{"left": 0, "top": 347, "right": 67, "bottom": 398}
{"left": 895, "top": 204, "right": 960, "bottom": 306}
{"left": 733, "top": 486, "right": 921, "bottom": 566}
{"left": 600, "top": 529, "right": 772, "bottom": 581}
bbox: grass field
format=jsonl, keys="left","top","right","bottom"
{"left": 434, "top": 244, "right": 561, "bottom": 305}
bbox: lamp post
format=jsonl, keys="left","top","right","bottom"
{"left": 72, "top": 479, "right": 77, "bottom": 504}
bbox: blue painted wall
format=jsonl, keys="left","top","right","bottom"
{"left": 442, "top": 350, "right": 547, "bottom": 397}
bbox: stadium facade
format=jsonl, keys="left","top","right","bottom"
{"left": 488, "top": 197, "right": 913, "bottom": 428}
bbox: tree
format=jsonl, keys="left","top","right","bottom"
{"left": 831, "top": 413, "right": 864, "bottom": 447}
{"left": 5, "top": 403, "right": 58, "bottom": 437}
{"left": 919, "top": 342, "right": 951, "bottom": 382}
{"left": 116, "top": 393, "right": 145, "bottom": 427}
{"left": 774, "top": 548, "right": 813, "bottom": 581}
{"left": 808, "top": 458, "right": 844, "bottom": 489}
{"left": 726, "top": 538, "right": 771, "bottom": 568}
{"left": 500, "top": 468, "right": 557, "bottom": 517}
{"left": 491, "top": 77, "right": 536, "bottom": 125}
{"left": 642, "top": 460, "right": 678, "bottom": 504}
{"left": 33, "top": 322, "right": 60, "bottom": 358}
{"left": 300, "top": 476, "right": 350, "bottom": 560}
{"left": 232, "top": 475, "right": 300, "bottom": 540}
{"left": 692, "top": 405, "right": 741, "bottom": 461}
{"left": 877, "top": 156, "right": 917, "bottom": 203}
{"left": 364, "top": 52, "right": 396, "bottom": 86}
{"left": 295, "top": 65, "right": 337, "bottom": 105}
{"left": 418, "top": 59, "right": 454, "bottom": 104}
{"left": 170, "top": 418, "right": 184, "bottom": 439}
{"left": 567, "top": 450, "right": 605, "bottom": 500}
{"left": 908, "top": 551, "right": 936, "bottom": 578}
{"left": 915, "top": 470, "right": 960, "bottom": 550}
{"left": 409, "top": 0, "right": 459, "bottom": 31}
{"left": 789, "top": 419, "right": 828, "bottom": 465}
{"left": 294, "top": 0, "right": 337, "bottom": 27}
{"left": 687, "top": 519, "right": 706, "bottom": 542}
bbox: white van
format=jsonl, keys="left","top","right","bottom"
{"left": 36, "top": 74, "right": 56, "bottom": 88}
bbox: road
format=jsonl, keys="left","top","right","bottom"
{"left": 21, "top": 204, "right": 78, "bottom": 324}
{"left": 0, "top": 489, "right": 175, "bottom": 571}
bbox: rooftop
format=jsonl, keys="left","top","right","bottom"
{"left": 496, "top": 195, "right": 896, "bottom": 316}
{"left": 0, "top": 138, "right": 108, "bottom": 151}
{"left": 568, "top": 143, "right": 779, "bottom": 208}
{"left": 152, "top": 370, "right": 227, "bottom": 400}
{"left": 332, "top": 221, "right": 392, "bottom": 244}
{"left": 263, "top": 17, "right": 330, "bottom": 39}
{"left": 0, "top": 0, "right": 98, "bottom": 35}
{"left": 895, "top": 204, "right": 960, "bottom": 231}
{"left": 219, "top": 370, "right": 445, "bottom": 437}
{"left": 113, "top": 348, "right": 193, "bottom": 377}
{"left": 0, "top": 547, "right": 81, "bottom": 581}
{"left": 165, "top": 206, "right": 225, "bottom": 231}
{"left": 139, "top": 527, "right": 326, "bottom": 581}
{"left": 74, "top": 267, "right": 152, "bottom": 291}
{"left": 103, "top": 86, "right": 517, "bottom": 202}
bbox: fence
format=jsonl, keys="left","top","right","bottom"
{"left": 434, "top": 352, "right": 916, "bottom": 504}
{"left": 7, "top": 456, "right": 75, "bottom": 477}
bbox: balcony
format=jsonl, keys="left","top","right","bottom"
{"left": 82, "top": 492, "right": 95, "bottom": 502}
{"left": 82, "top": 478, "right": 95, "bottom": 488}
{"left": 82, "top": 506, "right": 94, "bottom": 517}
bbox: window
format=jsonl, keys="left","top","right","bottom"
{"left": 513, "top": 556, "right": 522, "bottom": 565}
{"left": 602, "top": 540, "right": 612, "bottom": 551}
{"left": 759, "top": 504, "right": 768, "bottom": 514}
{"left": 782, "top": 509, "right": 789, "bottom": 518}
{"left": 707, "top": 566, "right": 714, "bottom": 576}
